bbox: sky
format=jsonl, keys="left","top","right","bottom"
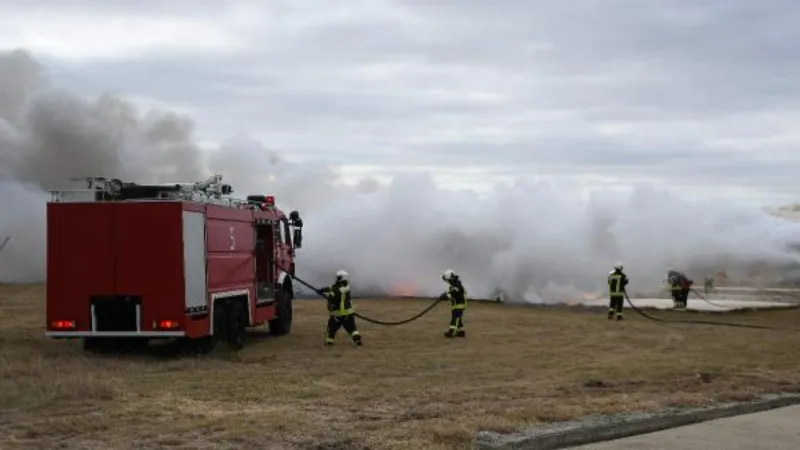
{"left": 2, "top": 1, "right": 800, "bottom": 299}
{"left": 2, "top": 0, "right": 799, "bottom": 206}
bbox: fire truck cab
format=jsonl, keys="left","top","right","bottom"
{"left": 44, "top": 174, "right": 303, "bottom": 353}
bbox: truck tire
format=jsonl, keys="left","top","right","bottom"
{"left": 226, "top": 300, "right": 246, "bottom": 351}
{"left": 268, "top": 286, "right": 293, "bottom": 336}
{"left": 185, "top": 302, "right": 224, "bottom": 355}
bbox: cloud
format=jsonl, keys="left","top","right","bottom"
{"left": 0, "top": 0, "right": 265, "bottom": 60}
{"left": 17, "top": 0, "right": 798, "bottom": 205}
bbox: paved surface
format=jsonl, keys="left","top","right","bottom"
{"left": 572, "top": 405, "right": 800, "bottom": 449}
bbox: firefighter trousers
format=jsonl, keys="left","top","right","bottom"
{"left": 679, "top": 289, "right": 689, "bottom": 308}
{"left": 325, "top": 314, "right": 361, "bottom": 345}
{"left": 672, "top": 289, "right": 688, "bottom": 308}
{"left": 671, "top": 290, "right": 681, "bottom": 308}
{"left": 608, "top": 295, "right": 624, "bottom": 319}
{"left": 445, "top": 308, "right": 465, "bottom": 337}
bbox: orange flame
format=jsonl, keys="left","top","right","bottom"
{"left": 389, "top": 282, "right": 418, "bottom": 297}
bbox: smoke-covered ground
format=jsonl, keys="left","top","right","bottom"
{"left": 2, "top": 48, "right": 800, "bottom": 301}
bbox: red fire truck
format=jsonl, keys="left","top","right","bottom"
{"left": 44, "top": 174, "right": 303, "bottom": 353}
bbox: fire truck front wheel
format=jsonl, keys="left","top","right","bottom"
{"left": 268, "top": 285, "right": 293, "bottom": 336}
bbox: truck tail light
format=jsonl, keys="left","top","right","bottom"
{"left": 51, "top": 320, "right": 76, "bottom": 330}
{"left": 155, "top": 320, "right": 180, "bottom": 330}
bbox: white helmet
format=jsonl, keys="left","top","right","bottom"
{"left": 442, "top": 269, "right": 456, "bottom": 281}
{"left": 336, "top": 270, "right": 348, "bottom": 280}
{"left": 613, "top": 262, "right": 623, "bottom": 271}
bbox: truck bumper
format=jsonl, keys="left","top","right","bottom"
{"left": 45, "top": 331, "right": 186, "bottom": 338}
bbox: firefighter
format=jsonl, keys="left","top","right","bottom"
{"left": 704, "top": 276, "right": 714, "bottom": 294}
{"left": 607, "top": 263, "right": 628, "bottom": 320}
{"left": 319, "top": 270, "right": 362, "bottom": 347}
{"left": 439, "top": 269, "right": 467, "bottom": 338}
{"left": 667, "top": 268, "right": 693, "bottom": 309}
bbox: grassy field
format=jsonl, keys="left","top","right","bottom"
{"left": 3, "top": 284, "right": 800, "bottom": 450}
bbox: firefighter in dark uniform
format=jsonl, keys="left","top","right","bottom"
{"left": 607, "top": 263, "right": 628, "bottom": 320}
{"left": 704, "top": 276, "right": 714, "bottom": 294}
{"left": 440, "top": 269, "right": 467, "bottom": 338}
{"left": 667, "top": 268, "right": 693, "bottom": 309}
{"left": 319, "top": 270, "right": 362, "bottom": 347}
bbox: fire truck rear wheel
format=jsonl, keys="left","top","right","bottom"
{"left": 185, "top": 303, "right": 225, "bottom": 354}
{"left": 226, "top": 300, "right": 247, "bottom": 351}
{"left": 268, "top": 286, "right": 293, "bottom": 336}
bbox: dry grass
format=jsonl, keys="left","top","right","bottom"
{"left": 2, "top": 284, "right": 800, "bottom": 450}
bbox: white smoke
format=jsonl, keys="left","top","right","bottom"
{"left": 299, "top": 175, "right": 800, "bottom": 299}
{"left": 2, "top": 48, "right": 800, "bottom": 303}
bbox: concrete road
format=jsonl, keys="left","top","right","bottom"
{"left": 573, "top": 405, "right": 800, "bottom": 449}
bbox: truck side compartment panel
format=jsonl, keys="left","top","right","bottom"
{"left": 181, "top": 208, "right": 211, "bottom": 338}
{"left": 206, "top": 217, "right": 256, "bottom": 290}
{"left": 182, "top": 209, "right": 208, "bottom": 312}
{"left": 206, "top": 206, "right": 257, "bottom": 326}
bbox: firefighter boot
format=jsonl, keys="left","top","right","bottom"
{"left": 456, "top": 329, "right": 466, "bottom": 338}
{"left": 615, "top": 313, "right": 624, "bottom": 321}
{"left": 324, "top": 334, "right": 335, "bottom": 347}
{"left": 444, "top": 329, "right": 455, "bottom": 338}
{"left": 607, "top": 309, "right": 614, "bottom": 320}
{"left": 352, "top": 332, "right": 362, "bottom": 346}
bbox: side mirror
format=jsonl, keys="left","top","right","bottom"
{"left": 289, "top": 211, "right": 303, "bottom": 249}
{"left": 293, "top": 228, "right": 303, "bottom": 249}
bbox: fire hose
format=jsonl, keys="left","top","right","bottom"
{"left": 285, "top": 269, "right": 444, "bottom": 326}
{"left": 623, "top": 291, "right": 795, "bottom": 331}
{"left": 689, "top": 288, "right": 735, "bottom": 309}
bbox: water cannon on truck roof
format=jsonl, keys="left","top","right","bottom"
{"left": 45, "top": 173, "right": 303, "bottom": 353}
